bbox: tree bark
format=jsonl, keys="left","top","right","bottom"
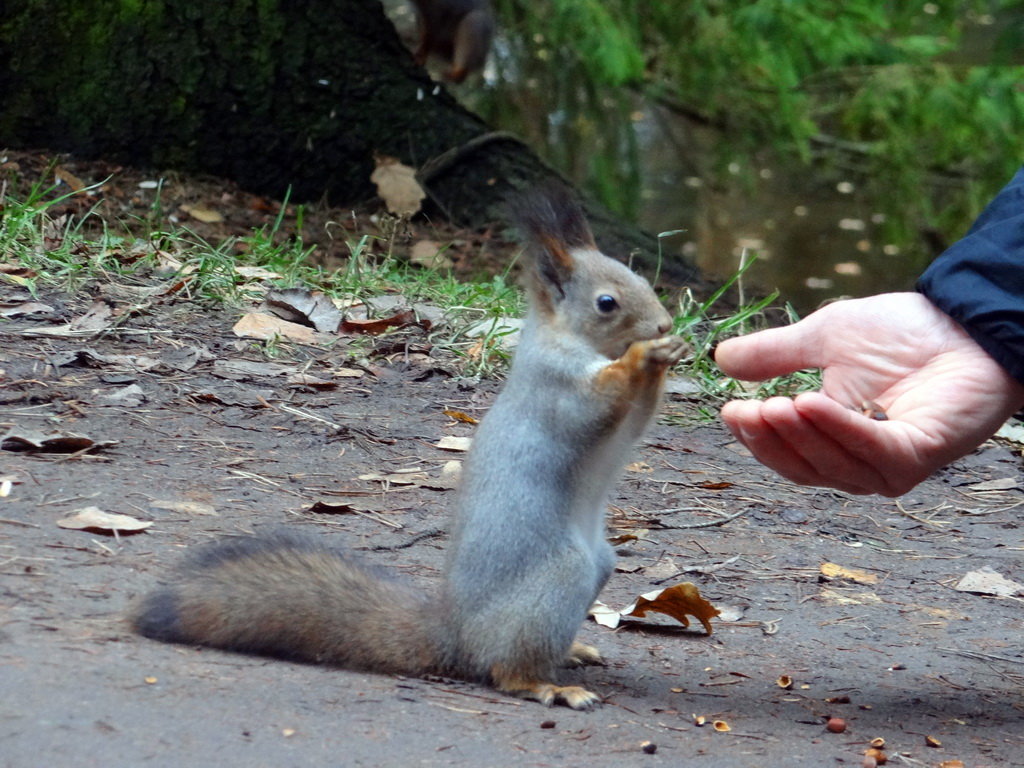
{"left": 0, "top": 0, "right": 698, "bottom": 284}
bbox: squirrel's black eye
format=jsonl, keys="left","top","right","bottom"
{"left": 596, "top": 294, "right": 619, "bottom": 313}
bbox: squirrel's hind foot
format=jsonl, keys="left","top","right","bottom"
{"left": 492, "top": 667, "right": 602, "bottom": 710}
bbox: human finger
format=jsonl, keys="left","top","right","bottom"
{"left": 756, "top": 397, "right": 894, "bottom": 493}
{"left": 714, "top": 318, "right": 826, "bottom": 381}
{"left": 789, "top": 393, "right": 932, "bottom": 495}
{"left": 721, "top": 399, "right": 873, "bottom": 493}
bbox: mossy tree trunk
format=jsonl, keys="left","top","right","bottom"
{"left": 0, "top": 0, "right": 697, "bottom": 283}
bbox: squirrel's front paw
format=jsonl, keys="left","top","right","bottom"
{"left": 644, "top": 335, "right": 690, "bottom": 367}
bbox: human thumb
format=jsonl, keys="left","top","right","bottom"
{"left": 714, "top": 317, "right": 824, "bottom": 381}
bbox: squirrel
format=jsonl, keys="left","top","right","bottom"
{"left": 131, "top": 185, "right": 688, "bottom": 710}
{"left": 409, "top": 0, "right": 493, "bottom": 83}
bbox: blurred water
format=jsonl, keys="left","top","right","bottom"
{"left": 390, "top": 1, "right": 1007, "bottom": 314}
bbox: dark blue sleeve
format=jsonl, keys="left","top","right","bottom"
{"left": 917, "top": 166, "right": 1024, "bottom": 385}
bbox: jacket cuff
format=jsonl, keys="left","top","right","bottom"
{"left": 917, "top": 167, "right": 1024, "bottom": 386}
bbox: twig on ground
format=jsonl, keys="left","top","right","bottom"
{"left": 651, "top": 508, "right": 751, "bottom": 530}
{"left": 371, "top": 527, "right": 446, "bottom": 551}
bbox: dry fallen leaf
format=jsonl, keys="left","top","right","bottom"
{"left": 180, "top": 204, "right": 224, "bottom": 223}
{"left": 954, "top": 567, "right": 1024, "bottom": 597}
{"left": 50, "top": 348, "right": 161, "bottom": 371}
{"left": 820, "top": 562, "right": 879, "bottom": 585}
{"left": 340, "top": 310, "right": 418, "bottom": 335}
{"left": 263, "top": 288, "right": 343, "bottom": 333}
{"left": 358, "top": 470, "right": 428, "bottom": 486}
{"left": 967, "top": 477, "right": 1019, "bottom": 492}
{"left": 212, "top": 359, "right": 297, "bottom": 380}
{"left": 410, "top": 239, "right": 455, "bottom": 270}
{"left": 698, "top": 481, "right": 733, "bottom": 490}
{"left": 443, "top": 409, "right": 478, "bottom": 425}
{"left": 69, "top": 300, "right": 115, "bottom": 332}
{"left": 863, "top": 747, "right": 887, "bottom": 764}
{"left": 232, "top": 312, "right": 319, "bottom": 344}
{"left": 287, "top": 373, "right": 337, "bottom": 390}
{"left": 624, "top": 583, "right": 720, "bottom": 634}
{"left": 592, "top": 584, "right": 720, "bottom": 632}
{"left": 714, "top": 604, "right": 745, "bottom": 622}
{"left": 994, "top": 421, "right": 1024, "bottom": 446}
{"left": 0, "top": 262, "right": 38, "bottom": 279}
{"left": 589, "top": 601, "right": 622, "bottom": 629}
{"left": 419, "top": 460, "right": 462, "bottom": 491}
{"left": 370, "top": 155, "right": 426, "bottom": 216}
{"left": 819, "top": 588, "right": 882, "bottom": 606}
{"left": 0, "top": 301, "right": 55, "bottom": 317}
{"left": 436, "top": 436, "right": 472, "bottom": 452}
{"left": 464, "top": 317, "right": 525, "bottom": 350}
{"left": 1, "top": 429, "right": 116, "bottom": 454}
{"left": 96, "top": 384, "right": 148, "bottom": 407}
{"left": 309, "top": 498, "right": 394, "bottom": 515}
{"left": 55, "top": 166, "right": 86, "bottom": 192}
{"left": 57, "top": 506, "right": 152, "bottom": 534}
{"left": 626, "top": 461, "right": 653, "bottom": 473}
{"left": 607, "top": 532, "right": 641, "bottom": 546}
{"left": 333, "top": 367, "right": 366, "bottom": 379}
{"left": 150, "top": 500, "right": 218, "bottom": 516}
{"left": 234, "top": 265, "right": 284, "bottom": 280}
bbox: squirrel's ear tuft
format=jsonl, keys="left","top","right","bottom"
{"left": 507, "top": 182, "right": 596, "bottom": 252}
{"left": 508, "top": 183, "right": 596, "bottom": 300}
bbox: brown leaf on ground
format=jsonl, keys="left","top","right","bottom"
{"left": 55, "top": 166, "right": 87, "bottom": 192}
{"left": 370, "top": 155, "right": 425, "bottom": 216}
{"left": 0, "top": 262, "right": 38, "bottom": 281}
{"left": 590, "top": 583, "right": 721, "bottom": 633}
{"left": 287, "top": 373, "right": 338, "bottom": 390}
{"left": 232, "top": 312, "right": 320, "bottom": 344}
{"left": 340, "top": 310, "right": 419, "bottom": 335}
{"left": 1, "top": 429, "right": 117, "bottom": 454}
{"left": 624, "top": 583, "right": 721, "bottom": 634}
{"left": 443, "top": 410, "right": 478, "bottom": 425}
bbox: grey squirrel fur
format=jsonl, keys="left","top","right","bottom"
{"left": 131, "top": 185, "right": 688, "bottom": 709}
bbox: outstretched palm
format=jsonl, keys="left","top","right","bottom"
{"left": 715, "top": 293, "right": 1024, "bottom": 496}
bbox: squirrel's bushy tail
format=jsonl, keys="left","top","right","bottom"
{"left": 131, "top": 534, "right": 443, "bottom": 675}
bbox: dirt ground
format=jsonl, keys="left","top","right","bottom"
{"left": 3, "top": 159, "right": 1024, "bottom": 767}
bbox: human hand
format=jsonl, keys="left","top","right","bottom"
{"left": 715, "top": 293, "right": 1024, "bottom": 496}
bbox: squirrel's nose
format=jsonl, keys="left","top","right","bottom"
{"left": 657, "top": 319, "right": 672, "bottom": 335}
